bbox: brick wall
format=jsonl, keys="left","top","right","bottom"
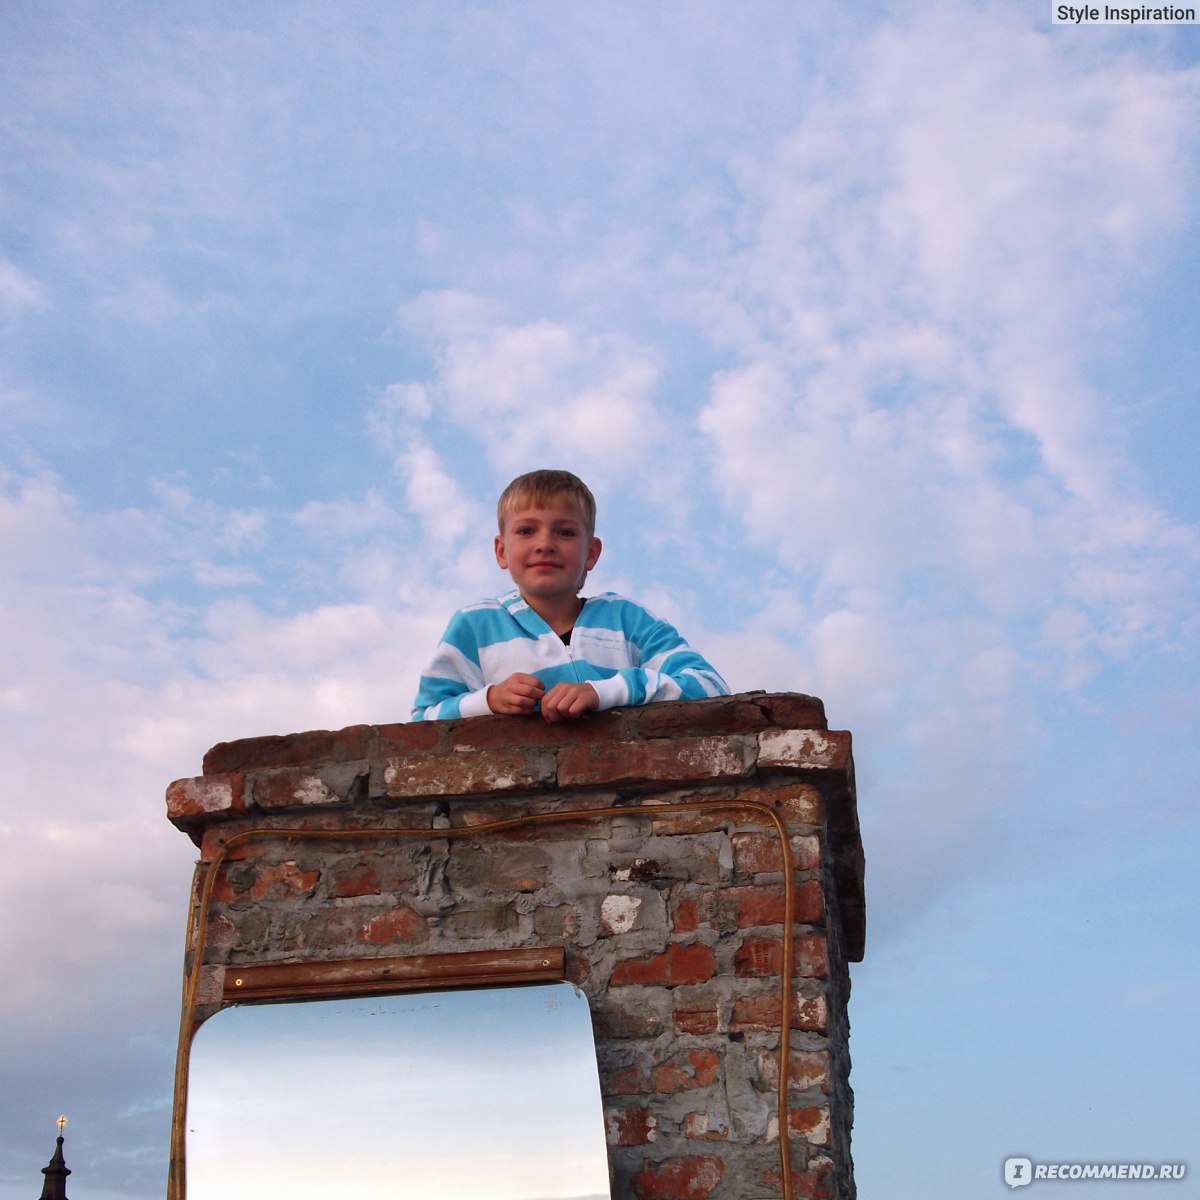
{"left": 168, "top": 692, "right": 866, "bottom": 1200}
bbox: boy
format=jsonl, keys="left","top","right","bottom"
{"left": 412, "top": 469, "right": 729, "bottom": 722}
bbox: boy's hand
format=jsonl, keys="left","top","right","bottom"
{"left": 487, "top": 673, "right": 545, "bottom": 715}
{"left": 540, "top": 681, "right": 600, "bottom": 723}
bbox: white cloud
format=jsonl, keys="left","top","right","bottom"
{"left": 393, "top": 290, "right": 665, "bottom": 484}
{"left": 0, "top": 259, "right": 47, "bottom": 316}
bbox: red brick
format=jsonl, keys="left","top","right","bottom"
{"left": 673, "top": 1006, "right": 719, "bottom": 1036}
{"left": 651, "top": 1049, "right": 720, "bottom": 1094}
{"left": 377, "top": 748, "right": 553, "bottom": 798}
{"left": 604, "top": 1065, "right": 643, "bottom": 1096}
{"left": 736, "top": 781, "right": 824, "bottom": 825}
{"left": 631, "top": 1155, "right": 725, "bottom": 1200}
{"left": 202, "top": 724, "right": 376, "bottom": 774}
{"left": 249, "top": 861, "right": 319, "bottom": 901}
{"left": 757, "top": 694, "right": 827, "bottom": 729}
{"left": 199, "top": 827, "right": 265, "bottom": 865}
{"left": 755, "top": 1048, "right": 832, "bottom": 1093}
{"left": 788, "top": 1104, "right": 832, "bottom": 1146}
{"left": 607, "top": 1105, "right": 658, "bottom": 1146}
{"left": 734, "top": 937, "right": 783, "bottom": 977}
{"left": 373, "top": 721, "right": 450, "bottom": 756}
{"left": 251, "top": 766, "right": 363, "bottom": 811}
{"left": 557, "top": 736, "right": 750, "bottom": 789}
{"left": 357, "top": 906, "right": 428, "bottom": 945}
{"left": 732, "top": 832, "right": 821, "bottom": 874}
{"left": 734, "top": 935, "right": 828, "bottom": 979}
{"left": 633, "top": 696, "right": 770, "bottom": 738}
{"left": 612, "top": 943, "right": 715, "bottom": 987}
{"left": 757, "top": 728, "right": 851, "bottom": 773}
{"left": 672, "top": 896, "right": 701, "bottom": 933}
{"left": 447, "top": 708, "right": 631, "bottom": 751}
{"left": 728, "top": 880, "right": 823, "bottom": 928}
{"left": 790, "top": 1050, "right": 832, "bottom": 1092}
{"left": 166, "top": 773, "right": 247, "bottom": 839}
{"left": 208, "top": 862, "right": 251, "bottom": 903}
{"left": 730, "top": 991, "right": 827, "bottom": 1033}
{"left": 762, "top": 1155, "right": 836, "bottom": 1200}
{"left": 328, "top": 862, "right": 381, "bottom": 898}
{"left": 796, "top": 933, "right": 829, "bottom": 978}
{"left": 648, "top": 800, "right": 736, "bottom": 837}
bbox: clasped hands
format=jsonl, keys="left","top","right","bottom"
{"left": 486, "top": 672, "right": 599, "bottom": 722}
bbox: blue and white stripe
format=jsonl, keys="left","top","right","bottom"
{"left": 412, "top": 590, "right": 728, "bottom": 721}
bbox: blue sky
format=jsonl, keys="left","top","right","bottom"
{"left": 2, "top": 3, "right": 1198, "bottom": 1198}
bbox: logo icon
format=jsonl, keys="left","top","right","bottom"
{"left": 1005, "top": 1157, "right": 1033, "bottom": 1189}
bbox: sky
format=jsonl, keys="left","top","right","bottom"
{"left": 1, "top": 1, "right": 1198, "bottom": 1197}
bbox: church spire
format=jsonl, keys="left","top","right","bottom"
{"left": 38, "top": 1116, "right": 71, "bottom": 1200}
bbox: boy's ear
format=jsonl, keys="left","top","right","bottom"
{"left": 585, "top": 536, "right": 602, "bottom": 571}
{"left": 494, "top": 533, "right": 509, "bottom": 570}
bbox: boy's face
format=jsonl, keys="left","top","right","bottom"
{"left": 495, "top": 495, "right": 602, "bottom": 604}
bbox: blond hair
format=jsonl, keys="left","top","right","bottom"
{"left": 496, "top": 469, "right": 597, "bottom": 535}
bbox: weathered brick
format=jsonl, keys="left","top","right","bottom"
{"left": 651, "top": 1048, "right": 721, "bottom": 1094}
{"left": 631, "top": 1155, "right": 725, "bottom": 1200}
{"left": 357, "top": 906, "right": 428, "bottom": 945}
{"left": 757, "top": 728, "right": 851, "bottom": 773}
{"left": 634, "top": 696, "right": 771, "bottom": 738}
{"left": 788, "top": 1104, "right": 832, "bottom": 1146}
{"left": 611, "top": 942, "right": 715, "bottom": 987}
{"left": 607, "top": 1104, "right": 658, "bottom": 1146}
{"left": 762, "top": 1154, "right": 836, "bottom": 1200}
{"left": 604, "top": 1064, "right": 644, "bottom": 1096}
{"left": 647, "top": 800, "right": 737, "bottom": 837}
{"left": 376, "top": 748, "right": 553, "bottom": 798}
{"left": 672, "top": 895, "right": 701, "bottom": 933}
{"left": 202, "top": 724, "right": 376, "bottom": 774}
{"left": 447, "top": 708, "right": 632, "bottom": 751}
{"left": 166, "top": 773, "right": 246, "bottom": 837}
{"left": 756, "top": 694, "right": 827, "bottom": 730}
{"left": 558, "top": 735, "right": 751, "bottom": 790}
{"left": 683, "top": 1112, "right": 729, "bottom": 1141}
{"left": 732, "top": 832, "right": 821, "bottom": 874}
{"left": 251, "top": 765, "right": 367, "bottom": 811}
{"left": 734, "top": 934, "right": 828, "bottom": 979}
{"left": 368, "top": 720, "right": 444, "bottom": 757}
{"left": 327, "top": 862, "right": 381, "bottom": 898}
{"left": 594, "top": 988, "right": 671, "bottom": 1039}
{"left": 674, "top": 1008, "right": 719, "bottom": 1036}
{"left": 728, "top": 880, "right": 824, "bottom": 928}
{"left": 672, "top": 986, "right": 722, "bottom": 1036}
{"left": 735, "top": 782, "right": 824, "bottom": 826}
{"left": 249, "top": 861, "right": 319, "bottom": 901}
{"left": 754, "top": 1048, "right": 832, "bottom": 1093}
{"left": 731, "top": 991, "right": 827, "bottom": 1033}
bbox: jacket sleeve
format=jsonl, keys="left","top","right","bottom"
{"left": 585, "top": 599, "right": 729, "bottom": 711}
{"left": 410, "top": 610, "right": 495, "bottom": 721}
